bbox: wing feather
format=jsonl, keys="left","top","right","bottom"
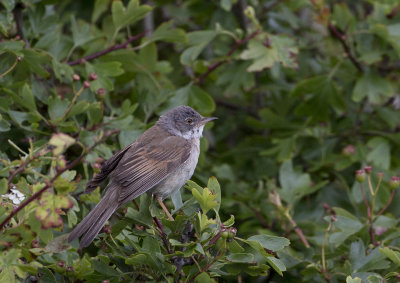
{"left": 112, "top": 133, "right": 191, "bottom": 204}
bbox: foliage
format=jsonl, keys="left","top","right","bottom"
{"left": 1, "top": 0, "right": 400, "bottom": 282}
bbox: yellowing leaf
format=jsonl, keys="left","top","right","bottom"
{"left": 49, "top": 133, "right": 75, "bottom": 155}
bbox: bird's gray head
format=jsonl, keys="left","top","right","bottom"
{"left": 157, "top": 106, "right": 217, "bottom": 139}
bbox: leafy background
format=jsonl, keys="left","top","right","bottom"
{"left": 1, "top": 0, "right": 400, "bottom": 282}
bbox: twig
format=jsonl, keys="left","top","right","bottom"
{"left": 376, "top": 190, "right": 396, "bottom": 218}
{"left": 284, "top": 211, "right": 310, "bottom": 248}
{"left": 196, "top": 30, "right": 260, "bottom": 84}
{"left": 360, "top": 183, "right": 376, "bottom": 246}
{"left": 0, "top": 129, "right": 119, "bottom": 231}
{"left": 67, "top": 31, "right": 147, "bottom": 66}
{"left": 327, "top": 23, "right": 363, "bottom": 73}
{"left": 7, "top": 149, "right": 50, "bottom": 187}
{"left": 0, "top": 56, "right": 20, "bottom": 79}
{"left": 188, "top": 248, "right": 226, "bottom": 283}
{"left": 153, "top": 217, "right": 171, "bottom": 254}
{"left": 251, "top": 208, "right": 269, "bottom": 228}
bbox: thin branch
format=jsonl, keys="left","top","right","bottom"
{"left": 67, "top": 31, "right": 147, "bottom": 66}
{"left": 7, "top": 149, "right": 50, "bottom": 187}
{"left": 327, "top": 22, "right": 363, "bottom": 73}
{"left": 284, "top": 211, "right": 310, "bottom": 248}
{"left": 0, "top": 56, "right": 20, "bottom": 79}
{"left": 0, "top": 129, "right": 119, "bottom": 231}
{"left": 376, "top": 189, "right": 396, "bottom": 218}
{"left": 251, "top": 208, "right": 269, "bottom": 228}
{"left": 153, "top": 217, "right": 171, "bottom": 254}
{"left": 360, "top": 183, "right": 376, "bottom": 246}
{"left": 196, "top": 30, "right": 261, "bottom": 84}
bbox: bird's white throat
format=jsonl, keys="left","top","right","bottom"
{"left": 177, "top": 125, "right": 205, "bottom": 140}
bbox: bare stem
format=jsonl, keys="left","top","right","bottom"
{"left": 58, "top": 86, "right": 85, "bottom": 121}
{"left": 67, "top": 31, "right": 147, "bottom": 66}
{"left": 376, "top": 190, "right": 396, "bottom": 218}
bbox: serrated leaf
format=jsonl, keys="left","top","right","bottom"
{"left": 192, "top": 187, "right": 218, "bottom": 214}
{"left": 379, "top": 247, "right": 400, "bottom": 266}
{"left": 352, "top": 73, "right": 393, "bottom": 104}
{"left": 112, "top": 0, "right": 152, "bottom": 32}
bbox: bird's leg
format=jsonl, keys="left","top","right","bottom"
{"left": 157, "top": 196, "right": 174, "bottom": 221}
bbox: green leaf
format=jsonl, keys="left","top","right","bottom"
{"left": 240, "top": 34, "right": 298, "bottom": 71}
{"left": 292, "top": 75, "right": 344, "bottom": 121}
{"left": 195, "top": 272, "right": 216, "bottom": 283}
{"left": 366, "top": 137, "right": 390, "bottom": 170}
{"left": 227, "top": 253, "right": 255, "bottom": 263}
{"left": 346, "top": 276, "right": 362, "bottom": 283}
{"left": 278, "top": 160, "right": 311, "bottom": 203}
{"left": 0, "top": 268, "right": 15, "bottom": 283}
{"left": 379, "top": 247, "right": 400, "bottom": 266}
{"left": 247, "top": 235, "right": 290, "bottom": 252}
{"left": 207, "top": 177, "right": 221, "bottom": 213}
{"left": 112, "top": 0, "right": 152, "bottom": 32}
{"left": 352, "top": 73, "right": 393, "bottom": 104}
{"left": 0, "top": 178, "right": 7, "bottom": 194}
{"left": 92, "top": 0, "right": 109, "bottom": 23}
{"left": 71, "top": 15, "right": 94, "bottom": 48}
{"left": 192, "top": 187, "right": 218, "bottom": 214}
{"left": 181, "top": 30, "right": 218, "bottom": 65}
{"left": 147, "top": 21, "right": 187, "bottom": 44}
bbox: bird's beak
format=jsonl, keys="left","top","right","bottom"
{"left": 199, "top": 116, "right": 218, "bottom": 125}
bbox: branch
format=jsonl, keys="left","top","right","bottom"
{"left": 327, "top": 23, "right": 363, "bottom": 73}
{"left": 376, "top": 189, "right": 396, "bottom": 218}
{"left": 285, "top": 212, "right": 310, "bottom": 248}
{"left": 67, "top": 31, "right": 147, "bottom": 66}
{"left": 7, "top": 148, "right": 50, "bottom": 187}
{"left": 0, "top": 129, "right": 119, "bottom": 231}
{"left": 153, "top": 217, "right": 171, "bottom": 254}
{"left": 196, "top": 30, "right": 261, "bottom": 84}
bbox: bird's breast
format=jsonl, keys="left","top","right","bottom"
{"left": 151, "top": 139, "right": 200, "bottom": 199}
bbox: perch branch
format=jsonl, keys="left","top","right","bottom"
{"left": 67, "top": 31, "right": 147, "bottom": 66}
{"left": 0, "top": 129, "right": 119, "bottom": 231}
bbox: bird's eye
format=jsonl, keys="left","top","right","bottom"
{"left": 185, "top": 118, "right": 193, "bottom": 125}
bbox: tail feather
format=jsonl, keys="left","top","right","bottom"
{"left": 68, "top": 183, "right": 119, "bottom": 248}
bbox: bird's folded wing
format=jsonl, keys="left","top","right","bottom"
{"left": 85, "top": 144, "right": 132, "bottom": 193}
{"left": 113, "top": 135, "right": 191, "bottom": 203}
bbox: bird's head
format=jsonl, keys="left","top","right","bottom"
{"left": 157, "top": 106, "right": 217, "bottom": 139}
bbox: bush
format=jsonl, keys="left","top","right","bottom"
{"left": 1, "top": 0, "right": 400, "bottom": 282}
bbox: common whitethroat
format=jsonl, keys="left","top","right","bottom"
{"left": 68, "top": 106, "right": 217, "bottom": 248}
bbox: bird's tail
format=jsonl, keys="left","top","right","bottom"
{"left": 68, "top": 183, "right": 119, "bottom": 248}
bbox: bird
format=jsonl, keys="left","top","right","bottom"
{"left": 68, "top": 106, "right": 217, "bottom": 248}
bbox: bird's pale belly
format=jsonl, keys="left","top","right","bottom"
{"left": 150, "top": 139, "right": 200, "bottom": 199}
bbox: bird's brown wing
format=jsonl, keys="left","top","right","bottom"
{"left": 84, "top": 144, "right": 132, "bottom": 193}
{"left": 112, "top": 132, "right": 191, "bottom": 203}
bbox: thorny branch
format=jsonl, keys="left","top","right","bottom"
{"left": 0, "top": 129, "right": 119, "bottom": 231}
{"left": 67, "top": 31, "right": 147, "bottom": 66}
